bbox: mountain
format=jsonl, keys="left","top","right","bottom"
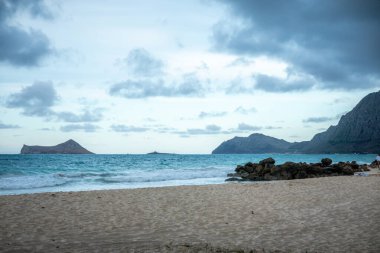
{"left": 212, "top": 90, "right": 380, "bottom": 154}
{"left": 20, "top": 139, "right": 94, "bottom": 154}
{"left": 292, "top": 90, "right": 380, "bottom": 153}
{"left": 212, "top": 133, "right": 291, "bottom": 154}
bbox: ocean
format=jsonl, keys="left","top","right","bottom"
{"left": 0, "top": 154, "right": 376, "bottom": 195}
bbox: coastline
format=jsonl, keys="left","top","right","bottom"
{"left": 1, "top": 176, "right": 380, "bottom": 252}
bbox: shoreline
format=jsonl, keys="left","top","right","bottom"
{"left": 1, "top": 176, "right": 380, "bottom": 252}
{"left": 2, "top": 165, "right": 379, "bottom": 197}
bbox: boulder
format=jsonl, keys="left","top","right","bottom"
{"left": 235, "top": 165, "right": 246, "bottom": 173}
{"left": 259, "top": 157, "right": 275, "bottom": 166}
{"left": 225, "top": 177, "right": 241, "bottom": 182}
{"left": 369, "top": 160, "right": 378, "bottom": 168}
{"left": 321, "top": 158, "right": 333, "bottom": 166}
{"left": 342, "top": 166, "right": 354, "bottom": 175}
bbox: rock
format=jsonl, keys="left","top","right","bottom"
{"left": 235, "top": 165, "right": 245, "bottom": 173}
{"left": 225, "top": 177, "right": 241, "bottom": 182}
{"left": 342, "top": 166, "right": 354, "bottom": 175}
{"left": 259, "top": 157, "right": 275, "bottom": 166}
{"left": 280, "top": 162, "right": 300, "bottom": 172}
{"left": 256, "top": 165, "right": 264, "bottom": 175}
{"left": 239, "top": 172, "right": 250, "bottom": 179}
{"left": 295, "top": 171, "right": 308, "bottom": 179}
{"left": 243, "top": 165, "right": 255, "bottom": 174}
{"left": 307, "top": 165, "right": 324, "bottom": 175}
{"left": 369, "top": 160, "right": 378, "bottom": 168}
{"left": 321, "top": 158, "right": 332, "bottom": 166}
{"left": 227, "top": 157, "right": 368, "bottom": 182}
{"left": 246, "top": 173, "right": 260, "bottom": 180}
{"left": 245, "top": 162, "right": 254, "bottom": 167}
{"left": 264, "top": 173, "right": 274, "bottom": 180}
{"left": 350, "top": 161, "right": 359, "bottom": 171}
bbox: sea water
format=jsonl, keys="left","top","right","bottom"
{"left": 0, "top": 154, "right": 375, "bottom": 195}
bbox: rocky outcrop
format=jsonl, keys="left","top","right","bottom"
{"left": 213, "top": 90, "right": 380, "bottom": 154}
{"left": 226, "top": 158, "right": 369, "bottom": 182}
{"left": 20, "top": 139, "right": 94, "bottom": 154}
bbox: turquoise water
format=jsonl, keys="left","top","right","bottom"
{"left": 0, "top": 154, "right": 376, "bottom": 195}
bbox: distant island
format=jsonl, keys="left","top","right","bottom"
{"left": 20, "top": 139, "right": 94, "bottom": 154}
{"left": 147, "top": 151, "right": 176, "bottom": 155}
{"left": 213, "top": 90, "right": 380, "bottom": 154}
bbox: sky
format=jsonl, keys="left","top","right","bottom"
{"left": 0, "top": 0, "right": 379, "bottom": 154}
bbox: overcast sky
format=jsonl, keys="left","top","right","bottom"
{"left": 0, "top": 0, "right": 379, "bottom": 154}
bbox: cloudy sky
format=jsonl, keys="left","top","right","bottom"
{"left": 0, "top": 0, "right": 379, "bottom": 154}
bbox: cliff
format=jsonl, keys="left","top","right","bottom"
{"left": 213, "top": 90, "right": 380, "bottom": 154}
{"left": 20, "top": 139, "right": 94, "bottom": 154}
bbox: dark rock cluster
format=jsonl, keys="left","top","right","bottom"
{"left": 226, "top": 157, "right": 370, "bottom": 182}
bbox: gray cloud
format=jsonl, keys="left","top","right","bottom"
{"left": 186, "top": 124, "right": 222, "bottom": 135}
{"left": 125, "top": 48, "right": 164, "bottom": 77}
{"left": 303, "top": 113, "right": 343, "bottom": 123}
{"left": 198, "top": 111, "right": 227, "bottom": 118}
{"left": 0, "top": 0, "right": 54, "bottom": 67}
{"left": 109, "top": 73, "right": 204, "bottom": 99}
{"left": 237, "top": 123, "right": 261, "bottom": 131}
{"left": 303, "top": 117, "right": 335, "bottom": 123}
{"left": 213, "top": 0, "right": 380, "bottom": 90}
{"left": 6, "top": 81, "right": 57, "bottom": 116}
{"left": 55, "top": 109, "right": 103, "bottom": 123}
{"left": 6, "top": 82, "right": 104, "bottom": 122}
{"left": 60, "top": 124, "right": 99, "bottom": 133}
{"left": 0, "top": 0, "right": 53, "bottom": 21}
{"left": 226, "top": 57, "right": 252, "bottom": 67}
{"left": 198, "top": 106, "right": 256, "bottom": 119}
{"left": 264, "top": 126, "right": 282, "bottom": 130}
{"left": 109, "top": 122, "right": 273, "bottom": 137}
{"left": 0, "top": 122, "right": 20, "bottom": 129}
{"left": 111, "top": 124, "right": 149, "bottom": 133}
{"left": 234, "top": 106, "right": 257, "bottom": 114}
{"left": 254, "top": 74, "right": 314, "bottom": 93}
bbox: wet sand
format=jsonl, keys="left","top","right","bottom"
{"left": 1, "top": 176, "right": 380, "bottom": 252}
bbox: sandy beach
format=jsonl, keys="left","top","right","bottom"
{"left": 1, "top": 176, "right": 380, "bottom": 252}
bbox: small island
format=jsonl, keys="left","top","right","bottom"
{"left": 147, "top": 151, "right": 176, "bottom": 155}
{"left": 20, "top": 139, "right": 94, "bottom": 154}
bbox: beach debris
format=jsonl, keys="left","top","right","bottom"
{"left": 226, "top": 158, "right": 370, "bottom": 182}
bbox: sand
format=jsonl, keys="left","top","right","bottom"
{"left": 1, "top": 176, "right": 380, "bottom": 252}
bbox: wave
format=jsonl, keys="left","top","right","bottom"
{"left": 0, "top": 175, "right": 69, "bottom": 190}
{"left": 0, "top": 166, "right": 230, "bottom": 191}
{"left": 96, "top": 168, "right": 229, "bottom": 184}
